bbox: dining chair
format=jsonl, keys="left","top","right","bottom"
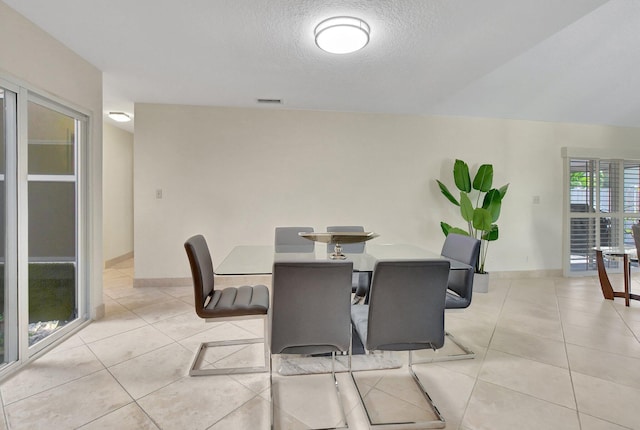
{"left": 274, "top": 226, "right": 315, "bottom": 253}
{"left": 632, "top": 223, "right": 640, "bottom": 258}
{"left": 184, "top": 234, "right": 270, "bottom": 376}
{"left": 431, "top": 233, "right": 481, "bottom": 361}
{"left": 350, "top": 259, "right": 450, "bottom": 429}
{"left": 327, "top": 225, "right": 370, "bottom": 303}
{"left": 270, "top": 260, "right": 354, "bottom": 429}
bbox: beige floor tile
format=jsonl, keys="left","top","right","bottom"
{"left": 205, "top": 342, "right": 267, "bottom": 371}
{"left": 152, "top": 310, "right": 216, "bottom": 341}
{"left": 178, "top": 321, "right": 260, "bottom": 353}
{"left": 479, "top": 350, "right": 575, "bottom": 408}
{"left": 4, "top": 370, "right": 132, "bottom": 430}
{"left": 563, "top": 323, "right": 640, "bottom": 358}
{"left": 88, "top": 324, "right": 173, "bottom": 367}
{"left": 103, "top": 297, "right": 130, "bottom": 316}
{"left": 158, "top": 285, "right": 193, "bottom": 298}
{"left": 131, "top": 298, "right": 192, "bottom": 324}
{"left": 567, "top": 343, "right": 640, "bottom": 389}
{"left": 77, "top": 403, "right": 159, "bottom": 429}
{"left": 462, "top": 381, "right": 580, "bottom": 430}
{"left": 137, "top": 375, "right": 256, "bottom": 430}
{"left": 1, "top": 344, "right": 104, "bottom": 404}
{"left": 445, "top": 315, "right": 496, "bottom": 349}
{"left": 109, "top": 343, "right": 193, "bottom": 399}
{"left": 115, "top": 290, "right": 175, "bottom": 310}
{"left": 579, "top": 413, "right": 631, "bottom": 430}
{"left": 229, "top": 372, "right": 271, "bottom": 396}
{"left": 559, "top": 306, "right": 632, "bottom": 333}
{"left": 208, "top": 396, "right": 270, "bottom": 430}
{"left": 572, "top": 371, "right": 640, "bottom": 429}
{"left": 272, "top": 373, "right": 350, "bottom": 428}
{"left": 489, "top": 327, "right": 568, "bottom": 368}
{"left": 496, "top": 311, "right": 564, "bottom": 342}
{"left": 78, "top": 310, "right": 148, "bottom": 344}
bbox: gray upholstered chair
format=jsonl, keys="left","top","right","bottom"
{"left": 632, "top": 223, "right": 640, "bottom": 261}
{"left": 327, "top": 225, "right": 371, "bottom": 302}
{"left": 184, "top": 234, "right": 269, "bottom": 376}
{"left": 350, "top": 259, "right": 450, "bottom": 429}
{"left": 270, "top": 260, "right": 353, "bottom": 429}
{"left": 274, "top": 226, "right": 315, "bottom": 253}
{"left": 437, "top": 233, "right": 481, "bottom": 360}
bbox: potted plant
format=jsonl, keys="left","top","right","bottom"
{"left": 436, "top": 159, "right": 508, "bottom": 291}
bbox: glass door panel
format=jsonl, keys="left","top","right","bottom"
{"left": 0, "top": 87, "right": 17, "bottom": 367}
{"left": 27, "top": 101, "right": 77, "bottom": 346}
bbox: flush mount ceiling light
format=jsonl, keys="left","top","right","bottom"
{"left": 314, "top": 16, "right": 370, "bottom": 54}
{"left": 108, "top": 112, "right": 131, "bottom": 122}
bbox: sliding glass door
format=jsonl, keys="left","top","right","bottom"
{"left": 27, "top": 98, "right": 81, "bottom": 347}
{"left": 0, "top": 80, "right": 89, "bottom": 374}
{"left": 0, "top": 86, "right": 17, "bottom": 366}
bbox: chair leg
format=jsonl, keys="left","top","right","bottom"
{"left": 189, "top": 315, "right": 270, "bottom": 376}
{"left": 350, "top": 350, "right": 446, "bottom": 429}
{"left": 270, "top": 350, "right": 351, "bottom": 429}
{"left": 411, "top": 331, "right": 475, "bottom": 364}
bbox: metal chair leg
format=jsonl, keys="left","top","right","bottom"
{"left": 412, "top": 331, "right": 475, "bottom": 364}
{"left": 350, "top": 350, "right": 446, "bottom": 429}
{"left": 270, "top": 349, "right": 351, "bottom": 429}
{"left": 189, "top": 315, "right": 269, "bottom": 376}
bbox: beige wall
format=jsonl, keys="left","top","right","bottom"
{"left": 0, "top": 1, "right": 103, "bottom": 318}
{"left": 103, "top": 123, "right": 133, "bottom": 263}
{"left": 133, "top": 103, "right": 640, "bottom": 281}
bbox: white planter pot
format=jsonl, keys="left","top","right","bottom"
{"left": 474, "top": 272, "right": 490, "bottom": 293}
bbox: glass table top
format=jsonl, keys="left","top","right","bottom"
{"left": 215, "top": 243, "right": 471, "bottom": 275}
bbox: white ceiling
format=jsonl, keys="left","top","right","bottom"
{"left": 5, "top": 0, "right": 640, "bottom": 133}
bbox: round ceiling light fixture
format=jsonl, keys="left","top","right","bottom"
{"left": 314, "top": 16, "right": 370, "bottom": 54}
{"left": 108, "top": 111, "right": 132, "bottom": 122}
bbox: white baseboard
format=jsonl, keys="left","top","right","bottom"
{"left": 104, "top": 252, "right": 133, "bottom": 268}
{"left": 490, "top": 269, "right": 563, "bottom": 279}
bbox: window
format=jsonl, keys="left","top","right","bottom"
{"left": 565, "top": 153, "right": 640, "bottom": 275}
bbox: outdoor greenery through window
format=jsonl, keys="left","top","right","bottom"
{"left": 568, "top": 158, "right": 640, "bottom": 273}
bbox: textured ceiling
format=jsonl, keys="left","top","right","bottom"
{"left": 5, "top": 0, "right": 639, "bottom": 132}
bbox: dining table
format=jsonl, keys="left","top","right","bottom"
{"left": 214, "top": 242, "right": 472, "bottom": 276}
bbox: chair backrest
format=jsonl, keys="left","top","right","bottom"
{"left": 632, "top": 223, "right": 640, "bottom": 259}
{"left": 271, "top": 261, "right": 353, "bottom": 355}
{"left": 326, "top": 225, "right": 366, "bottom": 253}
{"left": 441, "top": 233, "right": 481, "bottom": 300}
{"left": 184, "top": 234, "right": 215, "bottom": 316}
{"left": 274, "top": 226, "right": 315, "bottom": 253}
{"left": 365, "top": 259, "right": 449, "bottom": 351}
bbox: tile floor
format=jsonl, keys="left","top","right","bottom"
{"left": 0, "top": 259, "right": 639, "bottom": 429}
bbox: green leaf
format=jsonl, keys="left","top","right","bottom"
{"left": 472, "top": 207, "right": 492, "bottom": 232}
{"left": 436, "top": 180, "right": 460, "bottom": 206}
{"left": 498, "top": 183, "right": 509, "bottom": 199}
{"left": 472, "top": 164, "right": 493, "bottom": 192}
{"left": 460, "top": 192, "right": 474, "bottom": 222}
{"left": 482, "top": 224, "right": 499, "bottom": 241}
{"left": 482, "top": 189, "right": 503, "bottom": 222}
{"left": 453, "top": 159, "right": 471, "bottom": 192}
{"left": 447, "top": 227, "right": 470, "bottom": 236}
{"left": 440, "top": 222, "right": 451, "bottom": 236}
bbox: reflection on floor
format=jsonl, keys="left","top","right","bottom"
{"left": 1, "top": 258, "right": 640, "bottom": 429}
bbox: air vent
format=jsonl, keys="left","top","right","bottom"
{"left": 257, "top": 98, "right": 283, "bottom": 104}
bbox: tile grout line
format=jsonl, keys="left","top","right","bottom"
{"left": 456, "top": 279, "right": 512, "bottom": 429}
